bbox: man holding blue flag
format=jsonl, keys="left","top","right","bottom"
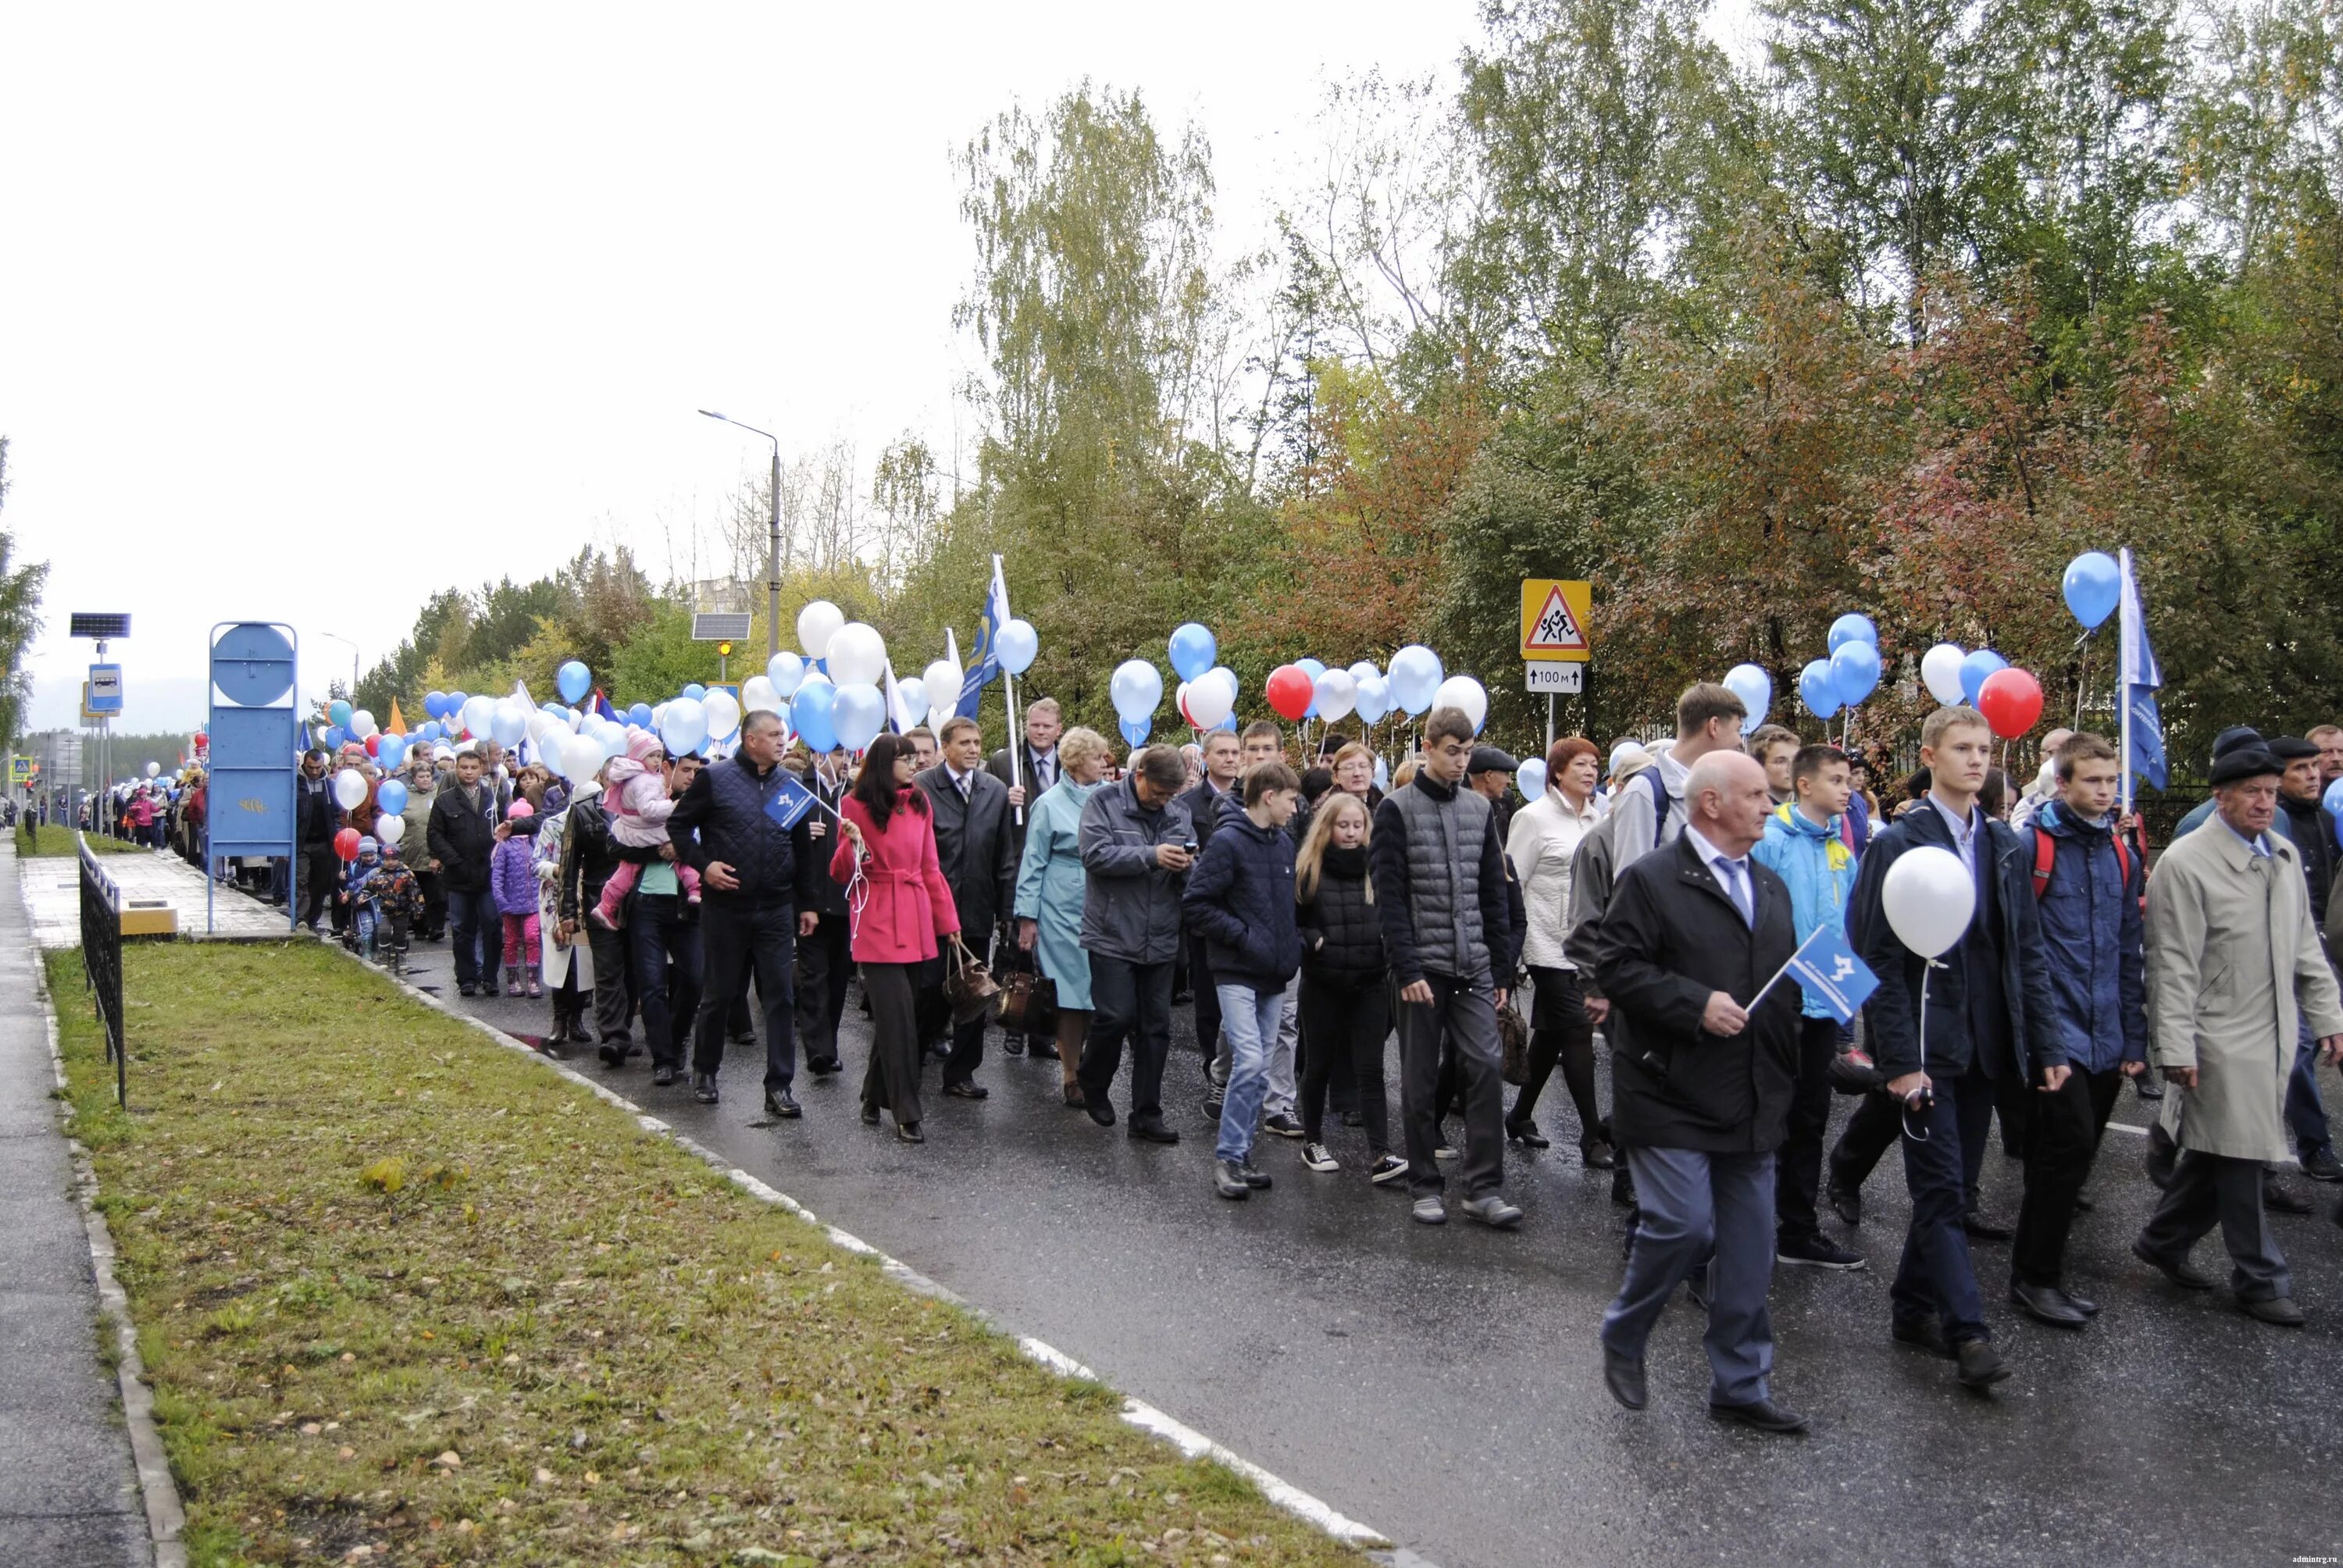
{"left": 1750, "top": 744, "right": 1869, "bottom": 1272}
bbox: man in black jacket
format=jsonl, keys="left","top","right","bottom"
{"left": 790, "top": 745, "right": 852, "bottom": 1076}
{"left": 987, "top": 697, "right": 1065, "bottom": 1053}
{"left": 1370, "top": 706, "right": 1523, "bottom": 1228}
{"left": 1594, "top": 751, "right": 1805, "bottom": 1433}
{"left": 555, "top": 760, "right": 633, "bottom": 1060}
{"left": 1177, "top": 728, "right": 1243, "bottom": 1096}
{"left": 918, "top": 716, "right": 1018, "bottom": 1098}
{"left": 2271, "top": 736, "right": 2342, "bottom": 1182}
{"left": 670, "top": 711, "right": 822, "bottom": 1115}
{"left": 292, "top": 748, "right": 340, "bottom": 931}
{"left": 426, "top": 748, "right": 501, "bottom": 997}
{"left": 1851, "top": 705, "right": 2062, "bottom": 1392}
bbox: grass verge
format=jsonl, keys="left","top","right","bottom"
{"left": 19, "top": 822, "right": 140, "bottom": 856}
{"left": 48, "top": 941, "right": 1363, "bottom": 1567}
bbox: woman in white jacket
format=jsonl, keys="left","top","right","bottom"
{"left": 1503, "top": 736, "right": 1613, "bottom": 1165}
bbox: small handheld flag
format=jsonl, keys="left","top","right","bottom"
{"left": 1753, "top": 923, "right": 1879, "bottom": 1023}
{"left": 765, "top": 772, "right": 820, "bottom": 832}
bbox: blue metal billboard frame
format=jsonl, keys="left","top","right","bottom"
{"left": 207, "top": 622, "right": 301, "bottom": 934}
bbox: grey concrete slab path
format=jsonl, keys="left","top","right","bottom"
{"left": 0, "top": 843, "right": 148, "bottom": 1566}
{"left": 19, "top": 842, "right": 291, "bottom": 950}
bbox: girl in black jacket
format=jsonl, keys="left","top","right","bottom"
{"left": 1296, "top": 793, "right": 1404, "bottom": 1184}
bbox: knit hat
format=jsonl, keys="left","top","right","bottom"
{"left": 626, "top": 730, "right": 663, "bottom": 764}
{"left": 2210, "top": 725, "right": 2264, "bottom": 761}
{"left": 356, "top": 836, "right": 379, "bottom": 854}
{"left": 2209, "top": 745, "right": 2283, "bottom": 786}
{"left": 506, "top": 798, "right": 535, "bottom": 821}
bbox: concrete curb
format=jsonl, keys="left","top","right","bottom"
{"left": 23, "top": 932, "right": 189, "bottom": 1568}
{"left": 329, "top": 939, "right": 1431, "bottom": 1565}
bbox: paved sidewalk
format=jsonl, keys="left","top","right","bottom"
{"left": 0, "top": 842, "right": 151, "bottom": 1566}
{"left": 19, "top": 842, "right": 289, "bottom": 950}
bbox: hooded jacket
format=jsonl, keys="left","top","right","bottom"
{"left": 2023, "top": 800, "right": 2149, "bottom": 1074}
{"left": 1182, "top": 807, "right": 1301, "bottom": 992}
{"left": 1748, "top": 801, "right": 1856, "bottom": 1020}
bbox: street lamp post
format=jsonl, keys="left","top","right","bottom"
{"left": 698, "top": 410, "right": 782, "bottom": 658}
{"left": 316, "top": 632, "right": 360, "bottom": 704}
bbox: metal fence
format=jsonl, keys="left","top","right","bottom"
{"left": 78, "top": 833, "right": 125, "bottom": 1108}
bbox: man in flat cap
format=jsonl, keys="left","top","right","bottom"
{"left": 2135, "top": 743, "right": 2343, "bottom": 1326}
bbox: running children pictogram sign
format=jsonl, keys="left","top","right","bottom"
{"left": 1519, "top": 579, "right": 1593, "bottom": 661}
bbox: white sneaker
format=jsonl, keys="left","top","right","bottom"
{"left": 1302, "top": 1142, "right": 1340, "bottom": 1173}
{"left": 1432, "top": 1145, "right": 1459, "bottom": 1161}
{"left": 1368, "top": 1153, "right": 1410, "bottom": 1185}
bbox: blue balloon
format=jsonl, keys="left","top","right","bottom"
{"left": 1958, "top": 649, "right": 2008, "bottom": 706}
{"left": 324, "top": 725, "right": 348, "bottom": 750}
{"left": 329, "top": 699, "right": 353, "bottom": 728}
{"left": 1797, "top": 659, "right": 1841, "bottom": 719}
{"left": 376, "top": 779, "right": 408, "bottom": 817}
{"left": 1218, "top": 712, "right": 1237, "bottom": 732}
{"left": 1168, "top": 623, "right": 1218, "bottom": 682}
{"left": 418, "top": 721, "right": 442, "bottom": 743}
{"left": 1295, "top": 657, "right": 1328, "bottom": 718}
{"left": 1119, "top": 716, "right": 1152, "bottom": 747}
{"left": 424, "top": 690, "right": 448, "bottom": 719}
{"left": 1826, "top": 614, "right": 1878, "bottom": 654}
{"left": 627, "top": 703, "right": 653, "bottom": 728}
{"left": 1830, "top": 639, "right": 1882, "bottom": 707}
{"left": 2328, "top": 778, "right": 2343, "bottom": 849}
{"left": 792, "top": 682, "right": 838, "bottom": 754}
{"left": 2062, "top": 551, "right": 2120, "bottom": 631}
{"left": 376, "top": 734, "right": 406, "bottom": 771}
{"left": 681, "top": 683, "right": 706, "bottom": 702}
{"left": 557, "top": 660, "right": 592, "bottom": 704}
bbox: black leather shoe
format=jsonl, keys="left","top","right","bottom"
{"left": 2241, "top": 1295, "right": 2306, "bottom": 1327}
{"left": 2010, "top": 1281, "right": 2088, "bottom": 1328}
{"left": 765, "top": 1090, "right": 801, "bottom": 1119}
{"left": 1892, "top": 1317, "right": 1954, "bottom": 1359}
{"left": 1580, "top": 1138, "right": 1616, "bottom": 1170}
{"left": 1828, "top": 1181, "right": 1862, "bottom": 1227}
{"left": 808, "top": 1056, "right": 842, "bottom": 1076}
{"left": 2071, "top": 1191, "right": 2095, "bottom": 1213}
{"left": 727, "top": 1031, "right": 757, "bottom": 1046}
{"left": 1026, "top": 1039, "right": 1060, "bottom": 1061}
{"left": 1602, "top": 1348, "right": 1646, "bottom": 1411}
{"left": 896, "top": 1121, "right": 924, "bottom": 1144}
{"left": 861, "top": 1103, "right": 881, "bottom": 1125}
{"left": 1213, "top": 1160, "right": 1250, "bottom": 1200}
{"left": 1955, "top": 1339, "right": 2011, "bottom": 1389}
{"left": 1505, "top": 1121, "right": 1550, "bottom": 1149}
{"left": 651, "top": 1064, "right": 677, "bottom": 1088}
{"left": 2134, "top": 1073, "right": 2163, "bottom": 1101}
{"left": 2132, "top": 1237, "right": 2214, "bottom": 1289}
{"left": 942, "top": 1081, "right": 990, "bottom": 1100}
{"left": 1128, "top": 1117, "right": 1179, "bottom": 1146}
{"left": 1963, "top": 1209, "right": 2014, "bottom": 1242}
{"left": 2301, "top": 1148, "right": 2343, "bottom": 1182}
{"left": 1611, "top": 1167, "right": 1635, "bottom": 1207}
{"left": 1083, "top": 1092, "right": 1116, "bottom": 1128}
{"left": 692, "top": 1074, "right": 719, "bottom": 1104}
{"left": 1709, "top": 1397, "right": 1809, "bottom": 1434}
{"left": 2066, "top": 1290, "right": 2100, "bottom": 1317}
{"left": 2264, "top": 1180, "right": 2313, "bottom": 1215}
{"left": 1062, "top": 1082, "right": 1086, "bottom": 1108}
{"left": 1002, "top": 1036, "right": 1026, "bottom": 1057}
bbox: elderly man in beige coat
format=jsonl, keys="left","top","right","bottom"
{"left": 2136, "top": 743, "right": 2343, "bottom": 1326}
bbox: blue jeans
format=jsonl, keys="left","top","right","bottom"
{"left": 2288, "top": 1014, "right": 2332, "bottom": 1160}
{"left": 1601, "top": 1146, "right": 1778, "bottom": 1405}
{"left": 447, "top": 886, "right": 501, "bottom": 991}
{"left": 1214, "top": 982, "right": 1286, "bottom": 1164}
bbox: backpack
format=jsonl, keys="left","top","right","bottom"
{"left": 1642, "top": 767, "right": 1674, "bottom": 850}
{"left": 2028, "top": 825, "right": 2134, "bottom": 903}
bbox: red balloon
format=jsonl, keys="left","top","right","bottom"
{"left": 364, "top": 734, "right": 380, "bottom": 756}
{"left": 1264, "top": 665, "right": 1313, "bottom": 722}
{"left": 1976, "top": 667, "right": 2044, "bottom": 739}
{"left": 333, "top": 827, "right": 362, "bottom": 862}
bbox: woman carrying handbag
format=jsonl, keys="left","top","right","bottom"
{"left": 832, "top": 733, "right": 961, "bottom": 1144}
{"left": 1012, "top": 726, "right": 1114, "bottom": 1106}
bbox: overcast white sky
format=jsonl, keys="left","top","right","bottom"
{"left": 1, "top": 2, "right": 1756, "bottom": 736}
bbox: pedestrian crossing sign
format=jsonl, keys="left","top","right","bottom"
{"left": 1520, "top": 579, "right": 1593, "bottom": 662}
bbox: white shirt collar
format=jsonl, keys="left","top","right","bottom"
{"left": 1683, "top": 822, "right": 1744, "bottom": 872}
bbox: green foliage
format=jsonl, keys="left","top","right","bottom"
{"left": 0, "top": 439, "right": 49, "bottom": 756}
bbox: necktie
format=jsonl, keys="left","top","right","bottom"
{"left": 957, "top": 772, "right": 972, "bottom": 803}
{"left": 1716, "top": 856, "right": 1753, "bottom": 928}
{"left": 1036, "top": 753, "right": 1053, "bottom": 790}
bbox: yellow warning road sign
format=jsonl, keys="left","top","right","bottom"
{"left": 1520, "top": 579, "right": 1593, "bottom": 662}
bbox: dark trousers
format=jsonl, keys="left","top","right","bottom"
{"left": 2288, "top": 1015, "right": 2334, "bottom": 1160}
{"left": 416, "top": 868, "right": 446, "bottom": 938}
{"left": 942, "top": 928, "right": 993, "bottom": 1087}
{"left": 793, "top": 914, "right": 851, "bottom": 1068}
{"left": 1190, "top": 941, "right": 1221, "bottom": 1057}
{"left": 1398, "top": 973, "right": 1504, "bottom": 1200}
{"left": 587, "top": 907, "right": 634, "bottom": 1045}
{"left": 1602, "top": 1147, "right": 1778, "bottom": 1405}
{"left": 694, "top": 900, "right": 796, "bottom": 1092}
{"left": 297, "top": 846, "right": 337, "bottom": 928}
{"left": 1832, "top": 1085, "right": 1908, "bottom": 1195}
{"left": 446, "top": 886, "right": 500, "bottom": 992}
{"left": 2011, "top": 1064, "right": 2124, "bottom": 1286}
{"left": 1079, "top": 955, "right": 1174, "bottom": 1121}
{"left": 629, "top": 893, "right": 703, "bottom": 1071}
{"left": 859, "top": 961, "right": 925, "bottom": 1125}
{"left": 2140, "top": 1150, "right": 2291, "bottom": 1301}
{"left": 1775, "top": 1015, "right": 1842, "bottom": 1245}
{"left": 1298, "top": 972, "right": 1389, "bottom": 1150}
{"left": 1892, "top": 1071, "right": 1997, "bottom": 1343}
{"left": 1515, "top": 965, "right": 1602, "bottom": 1141}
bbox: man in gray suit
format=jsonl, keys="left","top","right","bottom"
{"left": 919, "top": 715, "right": 1018, "bottom": 1098}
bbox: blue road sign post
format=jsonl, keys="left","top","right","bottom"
{"left": 207, "top": 623, "right": 301, "bottom": 934}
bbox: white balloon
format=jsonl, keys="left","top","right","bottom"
{"left": 1185, "top": 669, "right": 1236, "bottom": 729}
{"left": 767, "top": 650, "right": 806, "bottom": 697}
{"left": 826, "top": 622, "right": 887, "bottom": 688}
{"left": 796, "top": 600, "right": 845, "bottom": 660}
{"left": 1920, "top": 643, "right": 1968, "bottom": 707}
{"left": 558, "top": 732, "right": 604, "bottom": 783}
{"left": 1431, "top": 675, "right": 1489, "bottom": 734}
{"left": 372, "top": 812, "right": 403, "bottom": 845}
{"left": 332, "top": 768, "right": 369, "bottom": 811}
{"left": 1346, "top": 660, "right": 1382, "bottom": 687}
{"left": 460, "top": 694, "right": 497, "bottom": 739}
{"left": 351, "top": 708, "right": 379, "bottom": 739}
{"left": 922, "top": 658, "right": 961, "bottom": 714}
{"left": 896, "top": 677, "right": 929, "bottom": 729}
{"left": 1313, "top": 668, "right": 1357, "bottom": 724}
{"left": 1515, "top": 759, "right": 1547, "bottom": 801}
{"left": 702, "top": 689, "right": 743, "bottom": 741}
{"left": 1881, "top": 845, "right": 1975, "bottom": 959}
{"left": 741, "top": 675, "right": 781, "bottom": 715}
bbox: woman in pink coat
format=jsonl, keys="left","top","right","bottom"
{"left": 832, "top": 732, "right": 960, "bottom": 1142}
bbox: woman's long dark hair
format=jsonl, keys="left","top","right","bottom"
{"left": 851, "top": 733, "right": 927, "bottom": 830}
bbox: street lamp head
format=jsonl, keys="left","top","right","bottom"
{"left": 697, "top": 409, "right": 727, "bottom": 421}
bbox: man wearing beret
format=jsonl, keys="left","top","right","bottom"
{"left": 2135, "top": 743, "right": 2343, "bottom": 1326}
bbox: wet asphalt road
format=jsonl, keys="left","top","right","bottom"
{"left": 390, "top": 937, "right": 2343, "bottom": 1568}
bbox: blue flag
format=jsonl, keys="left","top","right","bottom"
{"left": 2117, "top": 547, "right": 2166, "bottom": 804}
{"left": 1781, "top": 923, "right": 1880, "bottom": 1024}
{"left": 764, "top": 772, "right": 818, "bottom": 832}
{"left": 956, "top": 555, "right": 1011, "bottom": 719}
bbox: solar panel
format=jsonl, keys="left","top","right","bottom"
{"left": 691, "top": 613, "right": 752, "bottom": 642}
{"left": 70, "top": 612, "right": 131, "bottom": 639}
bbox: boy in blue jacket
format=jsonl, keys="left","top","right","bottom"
{"left": 2008, "top": 731, "right": 2146, "bottom": 1327}
{"left": 1749, "top": 745, "right": 1867, "bottom": 1271}
{"left": 1183, "top": 760, "right": 1303, "bottom": 1203}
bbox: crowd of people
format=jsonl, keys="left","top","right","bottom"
{"left": 266, "top": 683, "right": 2343, "bottom": 1436}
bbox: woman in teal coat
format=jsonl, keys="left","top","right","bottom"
{"left": 1015, "top": 725, "right": 1112, "bottom": 1107}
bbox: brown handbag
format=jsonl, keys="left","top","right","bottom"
{"left": 1498, "top": 992, "right": 1532, "bottom": 1086}
{"left": 943, "top": 935, "right": 1002, "bottom": 1025}
{"left": 997, "top": 966, "right": 1059, "bottom": 1035}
